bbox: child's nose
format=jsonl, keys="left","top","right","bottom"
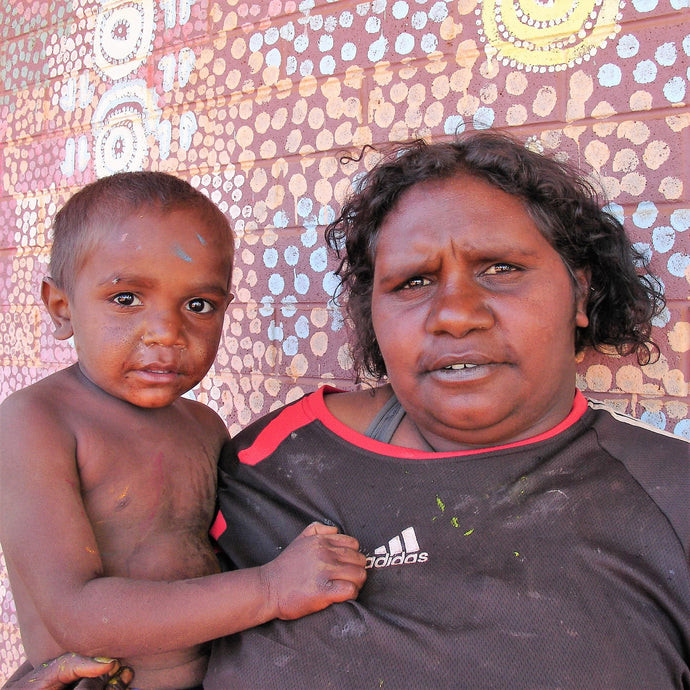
{"left": 426, "top": 279, "right": 494, "bottom": 337}
{"left": 141, "top": 310, "right": 186, "bottom": 347}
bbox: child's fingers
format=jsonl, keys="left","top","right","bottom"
{"left": 298, "top": 523, "right": 363, "bottom": 557}
{"left": 325, "top": 553, "right": 367, "bottom": 592}
{"left": 300, "top": 521, "right": 339, "bottom": 537}
{"left": 326, "top": 544, "right": 367, "bottom": 569}
{"left": 305, "top": 530, "right": 366, "bottom": 566}
{"left": 324, "top": 576, "right": 366, "bottom": 602}
{"left": 344, "top": 559, "right": 368, "bottom": 583}
{"left": 322, "top": 532, "right": 361, "bottom": 553}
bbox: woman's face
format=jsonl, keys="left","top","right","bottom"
{"left": 370, "top": 175, "right": 589, "bottom": 451}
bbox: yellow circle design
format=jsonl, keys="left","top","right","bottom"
{"left": 478, "top": 0, "right": 625, "bottom": 71}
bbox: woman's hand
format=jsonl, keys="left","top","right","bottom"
{"left": 2, "top": 654, "right": 133, "bottom": 690}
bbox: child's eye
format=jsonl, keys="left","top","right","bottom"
{"left": 112, "top": 292, "right": 142, "bottom": 306}
{"left": 186, "top": 298, "right": 214, "bottom": 314}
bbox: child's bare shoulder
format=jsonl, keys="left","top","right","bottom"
{"left": 0, "top": 366, "right": 84, "bottom": 443}
{"left": 163, "top": 398, "right": 230, "bottom": 459}
{"left": 179, "top": 396, "right": 229, "bottom": 435}
{"left": 2, "top": 366, "right": 78, "bottom": 408}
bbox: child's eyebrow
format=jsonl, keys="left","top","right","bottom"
{"left": 191, "top": 282, "right": 232, "bottom": 297}
{"left": 98, "top": 274, "right": 156, "bottom": 289}
{"left": 97, "top": 274, "right": 229, "bottom": 296}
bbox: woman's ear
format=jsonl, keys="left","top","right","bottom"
{"left": 573, "top": 269, "right": 591, "bottom": 329}
{"left": 41, "top": 277, "right": 74, "bottom": 340}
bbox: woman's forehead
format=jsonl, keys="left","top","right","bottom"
{"left": 376, "top": 178, "right": 532, "bottom": 243}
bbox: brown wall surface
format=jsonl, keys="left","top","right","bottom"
{"left": 1, "top": 0, "right": 688, "bottom": 677}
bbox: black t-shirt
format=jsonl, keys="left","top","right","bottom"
{"left": 207, "top": 388, "right": 690, "bottom": 689}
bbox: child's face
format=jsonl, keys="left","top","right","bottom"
{"left": 50, "top": 206, "right": 233, "bottom": 408}
{"left": 370, "top": 175, "right": 589, "bottom": 450}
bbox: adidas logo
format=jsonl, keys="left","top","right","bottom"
{"left": 365, "top": 527, "right": 429, "bottom": 569}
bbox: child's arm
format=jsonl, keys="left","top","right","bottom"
{"left": 0, "top": 391, "right": 366, "bottom": 660}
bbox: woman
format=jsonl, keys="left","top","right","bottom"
{"left": 207, "top": 131, "right": 688, "bottom": 688}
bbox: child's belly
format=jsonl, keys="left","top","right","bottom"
{"left": 101, "top": 529, "right": 221, "bottom": 582}
{"left": 121, "top": 644, "right": 210, "bottom": 690}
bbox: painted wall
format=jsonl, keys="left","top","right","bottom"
{"left": 1, "top": 0, "right": 688, "bottom": 677}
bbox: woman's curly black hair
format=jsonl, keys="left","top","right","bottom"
{"left": 325, "top": 129, "right": 664, "bottom": 380}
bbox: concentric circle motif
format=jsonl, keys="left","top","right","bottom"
{"left": 93, "top": 0, "right": 155, "bottom": 81}
{"left": 92, "top": 80, "right": 161, "bottom": 177}
{"left": 477, "top": 0, "right": 624, "bottom": 72}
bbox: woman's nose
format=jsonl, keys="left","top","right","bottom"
{"left": 425, "top": 279, "right": 494, "bottom": 337}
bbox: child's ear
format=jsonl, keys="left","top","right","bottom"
{"left": 41, "top": 277, "right": 74, "bottom": 340}
{"left": 573, "top": 269, "right": 590, "bottom": 329}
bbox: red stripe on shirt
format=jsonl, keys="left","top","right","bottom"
{"left": 238, "top": 396, "right": 315, "bottom": 465}
{"left": 237, "top": 385, "right": 589, "bottom": 464}
{"left": 306, "top": 386, "right": 589, "bottom": 459}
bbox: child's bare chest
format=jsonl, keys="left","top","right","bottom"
{"left": 73, "top": 409, "right": 221, "bottom": 580}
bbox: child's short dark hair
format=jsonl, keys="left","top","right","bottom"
{"left": 50, "top": 171, "right": 234, "bottom": 294}
{"left": 325, "top": 130, "right": 664, "bottom": 379}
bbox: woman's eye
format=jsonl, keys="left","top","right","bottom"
{"left": 484, "top": 263, "right": 517, "bottom": 275}
{"left": 187, "top": 298, "right": 214, "bottom": 314}
{"left": 112, "top": 292, "right": 141, "bottom": 306}
{"left": 401, "top": 276, "right": 430, "bottom": 289}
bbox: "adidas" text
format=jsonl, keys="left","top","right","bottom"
{"left": 365, "top": 526, "right": 429, "bottom": 569}
{"left": 366, "top": 551, "right": 429, "bottom": 569}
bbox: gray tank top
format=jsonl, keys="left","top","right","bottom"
{"left": 364, "top": 392, "right": 406, "bottom": 443}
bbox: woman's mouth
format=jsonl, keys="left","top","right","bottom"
{"left": 428, "top": 359, "right": 502, "bottom": 382}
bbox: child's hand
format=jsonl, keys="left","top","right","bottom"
{"left": 261, "top": 522, "right": 367, "bottom": 621}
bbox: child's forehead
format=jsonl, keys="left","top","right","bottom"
{"left": 92, "top": 203, "right": 226, "bottom": 243}
{"left": 76, "top": 206, "right": 230, "bottom": 271}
